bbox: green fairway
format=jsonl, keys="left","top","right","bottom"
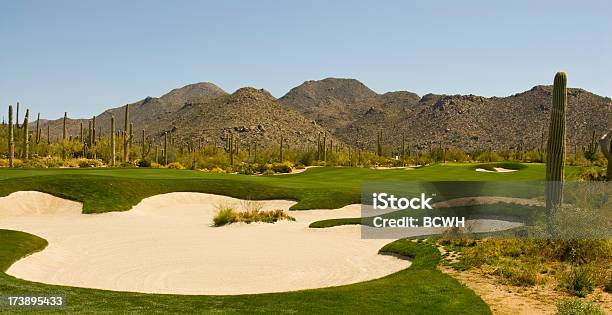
{"left": 0, "top": 229, "right": 491, "bottom": 314}
{"left": 0, "top": 163, "right": 574, "bottom": 213}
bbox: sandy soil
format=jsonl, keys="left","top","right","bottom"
{"left": 0, "top": 191, "right": 522, "bottom": 295}
{"left": 441, "top": 266, "right": 612, "bottom": 315}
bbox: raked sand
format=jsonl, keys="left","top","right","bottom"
{"left": 0, "top": 191, "right": 521, "bottom": 295}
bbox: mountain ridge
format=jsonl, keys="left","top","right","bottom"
{"left": 30, "top": 78, "right": 611, "bottom": 152}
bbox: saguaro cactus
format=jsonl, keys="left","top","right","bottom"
{"left": 15, "top": 102, "right": 19, "bottom": 129}
{"left": 62, "top": 112, "right": 67, "bottom": 160}
{"left": 279, "top": 134, "right": 284, "bottom": 162}
{"left": 35, "top": 113, "right": 41, "bottom": 144}
{"left": 23, "top": 109, "right": 29, "bottom": 161}
{"left": 141, "top": 130, "right": 146, "bottom": 160}
{"left": 599, "top": 131, "right": 612, "bottom": 181}
{"left": 163, "top": 132, "right": 168, "bottom": 165}
{"left": 92, "top": 116, "right": 96, "bottom": 145}
{"left": 110, "top": 115, "right": 116, "bottom": 166}
{"left": 545, "top": 72, "right": 568, "bottom": 211}
{"left": 123, "top": 105, "right": 131, "bottom": 162}
{"left": 8, "top": 105, "right": 14, "bottom": 167}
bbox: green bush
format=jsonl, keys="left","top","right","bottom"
{"left": 213, "top": 207, "right": 236, "bottom": 226}
{"left": 555, "top": 298, "right": 603, "bottom": 315}
{"left": 166, "top": 162, "right": 185, "bottom": 170}
{"left": 137, "top": 159, "right": 152, "bottom": 167}
{"left": 272, "top": 162, "right": 293, "bottom": 173}
{"left": 78, "top": 159, "right": 104, "bottom": 168}
{"left": 560, "top": 266, "right": 596, "bottom": 297}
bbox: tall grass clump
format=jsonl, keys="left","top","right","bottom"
{"left": 555, "top": 298, "right": 604, "bottom": 315}
{"left": 559, "top": 266, "right": 596, "bottom": 297}
{"left": 213, "top": 206, "right": 236, "bottom": 226}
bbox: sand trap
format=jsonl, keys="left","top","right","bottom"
{"left": 0, "top": 191, "right": 522, "bottom": 295}
{"left": 475, "top": 167, "right": 517, "bottom": 173}
{"left": 0, "top": 192, "right": 409, "bottom": 295}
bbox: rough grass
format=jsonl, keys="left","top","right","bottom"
{"left": 555, "top": 298, "right": 604, "bottom": 315}
{"left": 0, "top": 230, "right": 491, "bottom": 314}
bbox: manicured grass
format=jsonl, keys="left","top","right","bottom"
{"left": 0, "top": 163, "right": 576, "bottom": 213}
{"left": 0, "top": 230, "right": 491, "bottom": 314}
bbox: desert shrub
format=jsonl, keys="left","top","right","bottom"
{"left": 166, "top": 162, "right": 185, "bottom": 170}
{"left": 0, "top": 158, "right": 23, "bottom": 167}
{"left": 496, "top": 265, "right": 542, "bottom": 286}
{"left": 605, "top": 274, "right": 612, "bottom": 293}
{"left": 524, "top": 150, "right": 545, "bottom": 163}
{"left": 61, "top": 159, "right": 81, "bottom": 168}
{"left": 555, "top": 298, "right": 604, "bottom": 315}
{"left": 272, "top": 162, "right": 293, "bottom": 173}
{"left": 210, "top": 167, "right": 225, "bottom": 173}
{"left": 150, "top": 162, "right": 164, "bottom": 169}
{"left": 137, "top": 159, "right": 152, "bottom": 167}
{"left": 445, "top": 148, "right": 470, "bottom": 162}
{"left": 78, "top": 159, "right": 104, "bottom": 168}
{"left": 474, "top": 151, "right": 502, "bottom": 162}
{"left": 212, "top": 203, "right": 294, "bottom": 226}
{"left": 213, "top": 207, "right": 236, "bottom": 226}
{"left": 297, "top": 151, "right": 315, "bottom": 166}
{"left": 560, "top": 266, "right": 596, "bottom": 297}
{"left": 235, "top": 209, "right": 295, "bottom": 224}
{"left": 577, "top": 165, "right": 607, "bottom": 181}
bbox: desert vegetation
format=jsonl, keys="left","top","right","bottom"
{"left": 212, "top": 202, "right": 295, "bottom": 226}
{"left": 1, "top": 103, "right": 608, "bottom": 180}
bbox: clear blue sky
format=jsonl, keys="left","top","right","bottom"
{"left": 1, "top": 0, "right": 611, "bottom": 119}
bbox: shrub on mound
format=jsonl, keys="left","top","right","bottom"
{"left": 166, "top": 162, "right": 185, "bottom": 169}
{"left": 212, "top": 206, "right": 295, "bottom": 226}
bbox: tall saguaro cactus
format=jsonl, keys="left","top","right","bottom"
{"left": 23, "top": 109, "right": 29, "bottom": 161}
{"left": 279, "top": 134, "right": 284, "bottom": 162}
{"left": 35, "top": 113, "right": 41, "bottom": 144}
{"left": 123, "top": 104, "right": 131, "bottom": 162}
{"left": 599, "top": 131, "right": 612, "bottom": 181}
{"left": 8, "top": 105, "right": 14, "bottom": 167}
{"left": 545, "top": 72, "right": 568, "bottom": 211}
{"left": 110, "top": 115, "right": 116, "bottom": 166}
{"left": 163, "top": 132, "right": 168, "bottom": 165}
{"left": 62, "top": 112, "right": 68, "bottom": 160}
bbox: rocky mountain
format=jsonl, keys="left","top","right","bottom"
{"left": 33, "top": 78, "right": 611, "bottom": 153}
{"left": 280, "top": 79, "right": 611, "bottom": 152}
{"left": 36, "top": 83, "right": 335, "bottom": 148}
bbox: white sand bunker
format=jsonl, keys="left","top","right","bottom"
{"left": 0, "top": 191, "right": 523, "bottom": 295}
{"left": 0, "top": 192, "right": 408, "bottom": 295}
{"left": 475, "top": 167, "right": 517, "bottom": 173}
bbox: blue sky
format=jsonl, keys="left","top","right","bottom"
{"left": 1, "top": 0, "right": 610, "bottom": 119}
